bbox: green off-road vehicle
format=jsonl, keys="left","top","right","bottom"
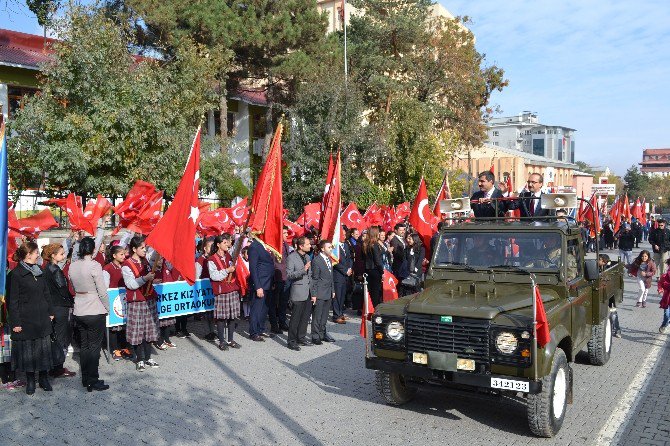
{"left": 366, "top": 212, "right": 624, "bottom": 437}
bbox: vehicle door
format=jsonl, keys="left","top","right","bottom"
{"left": 566, "top": 238, "right": 590, "bottom": 344}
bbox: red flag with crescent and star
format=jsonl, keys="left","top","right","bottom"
{"left": 382, "top": 270, "right": 399, "bottom": 302}
{"left": 433, "top": 173, "right": 452, "bottom": 217}
{"left": 146, "top": 126, "right": 201, "bottom": 285}
{"left": 340, "top": 202, "right": 365, "bottom": 230}
{"left": 299, "top": 202, "right": 322, "bottom": 231}
{"left": 227, "top": 198, "right": 249, "bottom": 227}
{"left": 408, "top": 177, "right": 434, "bottom": 258}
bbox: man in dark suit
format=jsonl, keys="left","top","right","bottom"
{"left": 332, "top": 239, "right": 353, "bottom": 324}
{"left": 511, "top": 173, "right": 550, "bottom": 218}
{"left": 389, "top": 223, "right": 407, "bottom": 279}
{"left": 310, "top": 240, "right": 335, "bottom": 344}
{"left": 248, "top": 238, "right": 276, "bottom": 342}
{"left": 470, "top": 171, "right": 505, "bottom": 218}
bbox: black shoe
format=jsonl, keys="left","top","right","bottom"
{"left": 204, "top": 332, "right": 217, "bottom": 341}
{"left": 175, "top": 331, "right": 188, "bottom": 339}
{"left": 26, "top": 377, "right": 36, "bottom": 396}
{"left": 312, "top": 339, "right": 323, "bottom": 345}
{"left": 287, "top": 344, "right": 301, "bottom": 351}
{"left": 38, "top": 375, "right": 53, "bottom": 391}
{"left": 87, "top": 380, "right": 110, "bottom": 392}
{"left": 251, "top": 335, "right": 265, "bottom": 342}
{"left": 218, "top": 342, "right": 229, "bottom": 351}
{"left": 262, "top": 332, "right": 276, "bottom": 338}
{"left": 323, "top": 336, "right": 336, "bottom": 343}
{"left": 298, "top": 340, "right": 312, "bottom": 346}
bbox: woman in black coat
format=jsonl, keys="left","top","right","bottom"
{"left": 8, "top": 241, "right": 56, "bottom": 395}
{"left": 401, "top": 233, "right": 425, "bottom": 296}
{"left": 362, "top": 227, "right": 384, "bottom": 307}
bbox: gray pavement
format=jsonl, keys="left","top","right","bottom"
{"left": 1, "top": 242, "right": 670, "bottom": 446}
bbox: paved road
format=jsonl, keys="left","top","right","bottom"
{"left": 1, "top": 242, "right": 668, "bottom": 446}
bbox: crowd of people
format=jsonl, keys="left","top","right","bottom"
{"left": 0, "top": 211, "right": 435, "bottom": 395}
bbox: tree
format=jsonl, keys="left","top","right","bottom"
{"left": 574, "top": 161, "right": 595, "bottom": 175}
{"left": 623, "top": 165, "right": 648, "bottom": 198}
{"left": 7, "top": 6, "right": 236, "bottom": 201}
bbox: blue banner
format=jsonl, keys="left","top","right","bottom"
{"left": 106, "top": 279, "right": 216, "bottom": 327}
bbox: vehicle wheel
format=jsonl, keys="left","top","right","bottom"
{"left": 587, "top": 316, "right": 612, "bottom": 366}
{"left": 527, "top": 348, "right": 568, "bottom": 438}
{"left": 375, "top": 371, "right": 416, "bottom": 405}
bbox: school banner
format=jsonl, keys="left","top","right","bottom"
{"left": 106, "top": 279, "right": 215, "bottom": 327}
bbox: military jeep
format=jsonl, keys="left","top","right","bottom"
{"left": 365, "top": 218, "right": 624, "bottom": 437}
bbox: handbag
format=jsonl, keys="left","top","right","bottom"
{"left": 401, "top": 273, "right": 420, "bottom": 288}
{"left": 50, "top": 324, "right": 66, "bottom": 366}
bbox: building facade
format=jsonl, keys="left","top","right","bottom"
{"left": 454, "top": 144, "right": 589, "bottom": 195}
{"left": 0, "top": 28, "right": 266, "bottom": 189}
{"left": 639, "top": 148, "right": 670, "bottom": 177}
{"left": 486, "top": 112, "right": 576, "bottom": 163}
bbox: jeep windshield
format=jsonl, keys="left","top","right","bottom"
{"left": 433, "top": 231, "right": 562, "bottom": 270}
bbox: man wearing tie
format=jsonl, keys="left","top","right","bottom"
{"left": 332, "top": 239, "right": 353, "bottom": 324}
{"left": 470, "top": 171, "right": 506, "bottom": 218}
{"left": 248, "top": 239, "right": 276, "bottom": 342}
{"left": 512, "top": 173, "right": 550, "bottom": 218}
{"left": 310, "top": 241, "right": 336, "bottom": 345}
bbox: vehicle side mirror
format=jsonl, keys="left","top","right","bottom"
{"left": 584, "top": 259, "right": 599, "bottom": 281}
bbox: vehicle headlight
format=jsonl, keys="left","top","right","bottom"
{"left": 386, "top": 321, "right": 405, "bottom": 341}
{"left": 495, "top": 332, "right": 518, "bottom": 354}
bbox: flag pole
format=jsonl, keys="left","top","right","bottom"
{"left": 531, "top": 275, "right": 538, "bottom": 381}
{"left": 363, "top": 273, "right": 370, "bottom": 359}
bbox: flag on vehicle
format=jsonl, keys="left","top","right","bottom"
{"left": 534, "top": 283, "right": 550, "bottom": 348}
{"left": 408, "top": 177, "right": 434, "bottom": 259}
{"left": 360, "top": 291, "right": 376, "bottom": 338}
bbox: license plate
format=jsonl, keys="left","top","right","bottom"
{"left": 457, "top": 358, "right": 475, "bottom": 371}
{"left": 490, "top": 377, "right": 529, "bottom": 392}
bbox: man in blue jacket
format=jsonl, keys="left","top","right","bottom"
{"left": 248, "top": 238, "right": 276, "bottom": 341}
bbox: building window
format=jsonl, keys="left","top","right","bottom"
{"left": 8, "top": 86, "right": 39, "bottom": 120}
{"left": 524, "top": 140, "right": 530, "bottom": 147}
{"left": 524, "top": 130, "right": 531, "bottom": 135}
{"left": 533, "top": 139, "right": 545, "bottom": 157}
{"left": 492, "top": 141, "right": 499, "bottom": 146}
{"left": 492, "top": 131, "right": 499, "bottom": 137}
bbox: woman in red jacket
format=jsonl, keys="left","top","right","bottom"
{"left": 628, "top": 250, "right": 657, "bottom": 308}
{"left": 208, "top": 234, "right": 241, "bottom": 351}
{"left": 657, "top": 258, "right": 670, "bottom": 333}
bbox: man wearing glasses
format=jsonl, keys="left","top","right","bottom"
{"left": 510, "top": 173, "right": 551, "bottom": 218}
{"left": 649, "top": 219, "right": 670, "bottom": 278}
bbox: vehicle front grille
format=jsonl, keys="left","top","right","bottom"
{"left": 406, "top": 313, "right": 490, "bottom": 363}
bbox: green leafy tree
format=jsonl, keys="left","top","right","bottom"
{"left": 8, "top": 6, "right": 236, "bottom": 201}
{"left": 623, "top": 165, "right": 648, "bottom": 198}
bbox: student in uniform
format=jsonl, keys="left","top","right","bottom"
{"left": 208, "top": 234, "right": 242, "bottom": 351}
{"left": 121, "top": 236, "right": 160, "bottom": 372}
{"left": 156, "top": 260, "right": 180, "bottom": 348}
{"left": 196, "top": 237, "right": 216, "bottom": 341}
{"left": 102, "top": 245, "right": 133, "bottom": 361}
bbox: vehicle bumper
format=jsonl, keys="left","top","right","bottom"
{"left": 366, "top": 356, "right": 543, "bottom": 394}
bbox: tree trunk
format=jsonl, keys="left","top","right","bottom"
{"left": 219, "top": 84, "right": 228, "bottom": 145}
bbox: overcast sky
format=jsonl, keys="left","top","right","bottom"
{"left": 443, "top": 0, "right": 670, "bottom": 175}
{"left": 3, "top": 1, "right": 670, "bottom": 175}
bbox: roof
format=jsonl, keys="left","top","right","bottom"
{"left": 640, "top": 166, "right": 670, "bottom": 172}
{"left": 0, "top": 28, "right": 56, "bottom": 70}
{"left": 229, "top": 88, "right": 268, "bottom": 106}
{"left": 481, "top": 144, "right": 579, "bottom": 170}
{"left": 572, "top": 170, "right": 594, "bottom": 177}
{"left": 642, "top": 148, "right": 670, "bottom": 155}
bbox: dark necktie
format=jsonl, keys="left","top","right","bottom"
{"left": 530, "top": 196, "right": 535, "bottom": 216}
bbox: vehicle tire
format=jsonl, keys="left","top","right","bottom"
{"left": 375, "top": 371, "right": 416, "bottom": 406}
{"left": 527, "top": 348, "right": 569, "bottom": 438}
{"left": 587, "top": 316, "right": 612, "bottom": 366}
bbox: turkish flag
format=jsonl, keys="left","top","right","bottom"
{"left": 395, "top": 202, "right": 411, "bottom": 219}
{"left": 236, "top": 256, "right": 250, "bottom": 298}
{"left": 433, "top": 173, "right": 452, "bottom": 217}
{"left": 381, "top": 206, "right": 396, "bottom": 233}
{"left": 197, "top": 207, "right": 234, "bottom": 237}
{"left": 8, "top": 209, "right": 58, "bottom": 238}
{"left": 65, "top": 193, "right": 94, "bottom": 234}
{"left": 360, "top": 291, "right": 376, "bottom": 338}
{"left": 127, "top": 191, "right": 164, "bottom": 235}
{"left": 640, "top": 198, "right": 647, "bottom": 225}
{"left": 248, "top": 122, "right": 284, "bottom": 258}
{"left": 82, "top": 194, "right": 112, "bottom": 232}
{"left": 114, "top": 180, "right": 158, "bottom": 225}
{"left": 320, "top": 151, "right": 342, "bottom": 242}
{"left": 340, "top": 202, "right": 365, "bottom": 230}
{"left": 283, "top": 218, "right": 304, "bottom": 243}
{"left": 299, "top": 202, "right": 322, "bottom": 231}
{"left": 408, "top": 178, "right": 434, "bottom": 258}
{"left": 609, "top": 196, "right": 621, "bottom": 234}
{"left": 382, "top": 270, "right": 399, "bottom": 302}
{"left": 227, "top": 198, "right": 249, "bottom": 227}
{"left": 320, "top": 153, "right": 335, "bottom": 232}
{"left": 363, "top": 202, "right": 383, "bottom": 227}
{"left": 146, "top": 126, "right": 201, "bottom": 285}
{"left": 620, "top": 193, "right": 632, "bottom": 222}
{"left": 534, "top": 284, "right": 550, "bottom": 347}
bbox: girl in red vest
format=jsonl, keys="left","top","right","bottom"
{"left": 196, "top": 237, "right": 216, "bottom": 341}
{"left": 208, "top": 234, "right": 241, "bottom": 350}
{"left": 156, "top": 260, "right": 179, "bottom": 348}
{"left": 102, "top": 245, "right": 133, "bottom": 361}
{"left": 121, "top": 236, "right": 160, "bottom": 372}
